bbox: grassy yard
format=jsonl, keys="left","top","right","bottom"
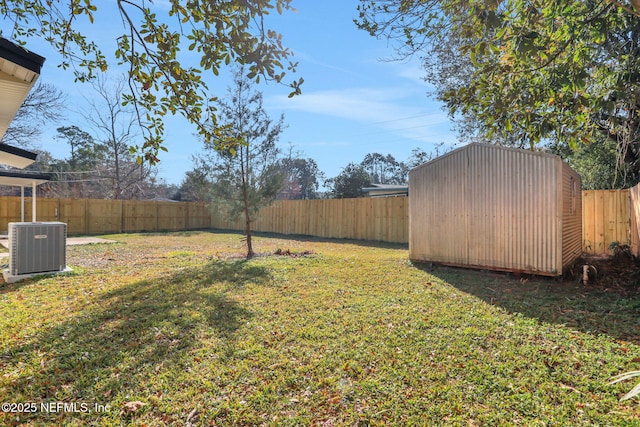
{"left": 0, "top": 231, "right": 638, "bottom": 426}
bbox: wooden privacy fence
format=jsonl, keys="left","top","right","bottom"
{"left": 0, "top": 189, "right": 638, "bottom": 255}
{"left": 211, "top": 197, "right": 409, "bottom": 243}
{"left": 210, "top": 198, "right": 409, "bottom": 243}
{"left": 0, "top": 197, "right": 211, "bottom": 235}
{"left": 0, "top": 196, "right": 408, "bottom": 243}
{"left": 582, "top": 189, "right": 631, "bottom": 254}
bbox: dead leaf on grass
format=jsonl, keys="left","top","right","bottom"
{"left": 274, "top": 248, "right": 313, "bottom": 258}
{"left": 123, "top": 400, "right": 146, "bottom": 413}
{"left": 186, "top": 408, "right": 199, "bottom": 426}
{"left": 559, "top": 383, "right": 582, "bottom": 394}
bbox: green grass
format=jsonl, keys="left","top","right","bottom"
{"left": 0, "top": 231, "right": 638, "bottom": 426}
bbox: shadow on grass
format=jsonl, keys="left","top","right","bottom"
{"left": 0, "top": 271, "right": 81, "bottom": 295}
{"left": 417, "top": 264, "right": 640, "bottom": 345}
{"left": 207, "top": 228, "right": 409, "bottom": 250}
{"left": 131, "top": 230, "right": 211, "bottom": 238}
{"left": 1, "top": 259, "right": 270, "bottom": 425}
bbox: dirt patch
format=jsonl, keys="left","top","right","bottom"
{"left": 566, "top": 245, "right": 640, "bottom": 296}
{"left": 213, "top": 249, "right": 314, "bottom": 261}
{"left": 273, "top": 248, "right": 313, "bottom": 258}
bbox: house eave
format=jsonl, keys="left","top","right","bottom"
{"left": 0, "top": 38, "right": 45, "bottom": 149}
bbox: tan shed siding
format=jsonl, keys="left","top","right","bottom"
{"left": 465, "top": 145, "right": 559, "bottom": 273}
{"left": 408, "top": 169, "right": 421, "bottom": 259}
{"left": 410, "top": 146, "right": 469, "bottom": 264}
{"left": 561, "top": 163, "right": 583, "bottom": 270}
{"left": 409, "top": 143, "right": 577, "bottom": 275}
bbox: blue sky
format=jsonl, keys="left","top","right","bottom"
{"left": 12, "top": 0, "right": 459, "bottom": 186}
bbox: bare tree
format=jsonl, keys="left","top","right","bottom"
{"left": 83, "top": 76, "right": 155, "bottom": 199}
{"left": 2, "top": 82, "right": 66, "bottom": 148}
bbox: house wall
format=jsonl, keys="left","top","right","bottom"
{"left": 409, "top": 144, "right": 581, "bottom": 275}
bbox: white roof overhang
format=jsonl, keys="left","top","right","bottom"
{"left": 0, "top": 170, "right": 50, "bottom": 187}
{"left": 0, "top": 38, "right": 45, "bottom": 168}
{"left": 0, "top": 143, "right": 38, "bottom": 169}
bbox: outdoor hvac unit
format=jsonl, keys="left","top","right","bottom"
{"left": 8, "top": 222, "right": 67, "bottom": 276}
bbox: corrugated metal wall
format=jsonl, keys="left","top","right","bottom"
{"left": 561, "top": 164, "right": 583, "bottom": 269}
{"left": 409, "top": 145, "right": 467, "bottom": 265}
{"left": 409, "top": 144, "right": 582, "bottom": 276}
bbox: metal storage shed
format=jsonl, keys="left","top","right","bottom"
{"left": 409, "top": 143, "right": 582, "bottom": 276}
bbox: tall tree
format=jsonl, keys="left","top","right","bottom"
{"left": 360, "top": 153, "right": 407, "bottom": 184}
{"left": 277, "top": 156, "right": 324, "bottom": 200}
{"left": 355, "top": 0, "right": 640, "bottom": 184}
{"left": 199, "top": 68, "right": 285, "bottom": 258}
{"left": 49, "top": 125, "right": 106, "bottom": 198}
{"left": 54, "top": 126, "right": 95, "bottom": 169}
{"left": 326, "top": 163, "right": 372, "bottom": 198}
{"left": 1, "top": 0, "right": 302, "bottom": 164}
{"left": 83, "top": 76, "right": 155, "bottom": 199}
{"left": 549, "top": 137, "right": 640, "bottom": 189}
{"left": 2, "top": 82, "right": 66, "bottom": 148}
{"left": 174, "top": 163, "right": 214, "bottom": 202}
{"left": 405, "top": 144, "right": 452, "bottom": 169}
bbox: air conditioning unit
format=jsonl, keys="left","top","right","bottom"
{"left": 8, "top": 222, "right": 67, "bottom": 276}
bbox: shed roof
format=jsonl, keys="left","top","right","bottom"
{"left": 410, "top": 143, "right": 562, "bottom": 173}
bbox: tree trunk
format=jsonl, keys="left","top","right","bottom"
{"left": 244, "top": 203, "right": 254, "bottom": 259}
{"left": 240, "top": 146, "right": 254, "bottom": 258}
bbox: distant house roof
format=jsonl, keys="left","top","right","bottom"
{"left": 0, "top": 38, "right": 45, "bottom": 160}
{"left": 148, "top": 197, "right": 178, "bottom": 202}
{"left": 363, "top": 183, "right": 408, "bottom": 198}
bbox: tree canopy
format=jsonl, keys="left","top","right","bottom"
{"left": 326, "top": 163, "right": 372, "bottom": 198}
{"left": 278, "top": 156, "right": 324, "bottom": 200}
{"left": 356, "top": 0, "right": 640, "bottom": 183}
{"left": 1, "top": 0, "right": 302, "bottom": 164}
